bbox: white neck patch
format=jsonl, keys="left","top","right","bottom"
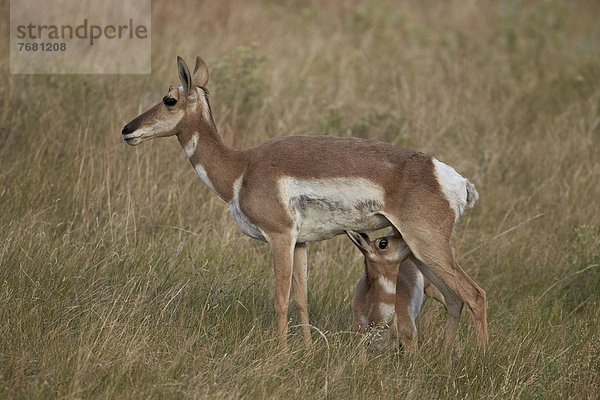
{"left": 193, "top": 163, "right": 216, "bottom": 193}
{"left": 377, "top": 275, "right": 396, "bottom": 295}
{"left": 184, "top": 132, "right": 199, "bottom": 159}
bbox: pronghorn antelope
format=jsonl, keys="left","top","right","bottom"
{"left": 347, "top": 230, "right": 445, "bottom": 353}
{"left": 121, "top": 55, "right": 488, "bottom": 351}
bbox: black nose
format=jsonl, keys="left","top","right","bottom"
{"left": 122, "top": 125, "right": 131, "bottom": 135}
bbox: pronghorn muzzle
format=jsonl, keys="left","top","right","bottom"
{"left": 121, "top": 117, "right": 144, "bottom": 145}
{"left": 121, "top": 103, "right": 166, "bottom": 145}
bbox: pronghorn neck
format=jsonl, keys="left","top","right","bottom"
{"left": 177, "top": 115, "right": 245, "bottom": 203}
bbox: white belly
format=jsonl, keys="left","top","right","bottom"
{"left": 280, "top": 177, "right": 389, "bottom": 242}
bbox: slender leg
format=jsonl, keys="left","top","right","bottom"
{"left": 396, "top": 319, "right": 418, "bottom": 355}
{"left": 395, "top": 264, "right": 419, "bottom": 354}
{"left": 411, "top": 256, "right": 464, "bottom": 350}
{"left": 412, "top": 245, "right": 487, "bottom": 350}
{"left": 424, "top": 278, "right": 446, "bottom": 307}
{"left": 292, "top": 242, "right": 312, "bottom": 348}
{"left": 352, "top": 276, "right": 369, "bottom": 333}
{"left": 395, "top": 297, "right": 418, "bottom": 354}
{"left": 450, "top": 263, "right": 488, "bottom": 348}
{"left": 269, "top": 234, "right": 295, "bottom": 348}
{"left": 382, "top": 212, "right": 488, "bottom": 351}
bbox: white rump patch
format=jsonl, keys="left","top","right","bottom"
{"left": 184, "top": 132, "right": 199, "bottom": 158}
{"left": 228, "top": 176, "right": 266, "bottom": 241}
{"left": 432, "top": 158, "right": 468, "bottom": 221}
{"left": 278, "top": 177, "right": 388, "bottom": 242}
{"left": 377, "top": 276, "right": 396, "bottom": 295}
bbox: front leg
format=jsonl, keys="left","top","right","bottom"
{"left": 269, "top": 234, "right": 295, "bottom": 348}
{"left": 292, "top": 242, "right": 311, "bottom": 348}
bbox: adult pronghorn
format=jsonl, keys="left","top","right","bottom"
{"left": 121, "top": 55, "right": 488, "bottom": 351}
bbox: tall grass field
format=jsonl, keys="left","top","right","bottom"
{"left": 1, "top": 0, "right": 599, "bottom": 398}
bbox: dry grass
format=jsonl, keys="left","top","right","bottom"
{"left": 1, "top": 0, "right": 599, "bottom": 398}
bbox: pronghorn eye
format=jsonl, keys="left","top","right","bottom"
{"left": 378, "top": 239, "right": 388, "bottom": 249}
{"left": 163, "top": 96, "right": 177, "bottom": 107}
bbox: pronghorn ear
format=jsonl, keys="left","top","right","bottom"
{"left": 192, "top": 56, "right": 209, "bottom": 87}
{"left": 346, "top": 230, "right": 373, "bottom": 256}
{"left": 177, "top": 56, "right": 194, "bottom": 96}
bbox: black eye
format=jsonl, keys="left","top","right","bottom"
{"left": 163, "top": 96, "right": 177, "bottom": 106}
{"left": 378, "top": 239, "right": 388, "bottom": 249}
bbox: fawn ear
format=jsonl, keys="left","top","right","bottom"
{"left": 192, "top": 56, "right": 209, "bottom": 87}
{"left": 346, "top": 230, "right": 373, "bottom": 256}
{"left": 177, "top": 56, "right": 194, "bottom": 96}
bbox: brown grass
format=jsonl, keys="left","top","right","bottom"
{"left": 1, "top": 0, "right": 599, "bottom": 398}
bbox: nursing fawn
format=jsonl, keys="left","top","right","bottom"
{"left": 348, "top": 231, "right": 445, "bottom": 353}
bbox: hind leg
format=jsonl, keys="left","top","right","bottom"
{"left": 410, "top": 256, "right": 464, "bottom": 349}
{"left": 381, "top": 212, "right": 488, "bottom": 350}
{"left": 448, "top": 261, "right": 488, "bottom": 348}
{"left": 424, "top": 278, "right": 446, "bottom": 308}
{"left": 411, "top": 242, "right": 486, "bottom": 350}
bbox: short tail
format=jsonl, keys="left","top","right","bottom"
{"left": 466, "top": 180, "right": 479, "bottom": 208}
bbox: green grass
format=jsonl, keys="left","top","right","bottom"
{"left": 1, "top": 0, "right": 599, "bottom": 398}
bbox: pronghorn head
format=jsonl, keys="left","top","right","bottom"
{"left": 122, "top": 56, "right": 211, "bottom": 145}
{"left": 346, "top": 230, "right": 412, "bottom": 277}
